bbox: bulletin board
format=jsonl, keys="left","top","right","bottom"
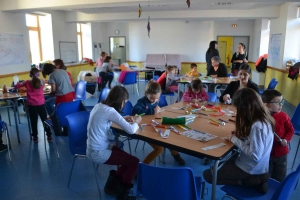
{"left": 0, "top": 33, "right": 27, "bottom": 67}
{"left": 268, "top": 33, "right": 282, "bottom": 68}
{"left": 59, "top": 41, "right": 77, "bottom": 63}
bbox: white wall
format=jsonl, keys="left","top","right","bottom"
{"left": 0, "top": 12, "right": 31, "bottom": 74}
{"left": 50, "top": 11, "right": 77, "bottom": 60}
{"left": 214, "top": 20, "right": 255, "bottom": 61}
{"left": 252, "top": 19, "right": 262, "bottom": 59}
{"left": 91, "top": 22, "right": 107, "bottom": 60}
{"left": 128, "top": 20, "right": 214, "bottom": 62}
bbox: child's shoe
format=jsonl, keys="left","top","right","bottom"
{"left": 47, "top": 136, "right": 53, "bottom": 143}
{"left": 33, "top": 136, "right": 38, "bottom": 143}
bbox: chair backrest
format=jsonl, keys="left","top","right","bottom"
{"left": 121, "top": 101, "right": 133, "bottom": 116}
{"left": 98, "top": 88, "right": 110, "bottom": 103}
{"left": 266, "top": 78, "right": 276, "bottom": 89}
{"left": 136, "top": 163, "right": 200, "bottom": 200}
{"left": 291, "top": 103, "right": 300, "bottom": 134}
{"left": 74, "top": 80, "right": 86, "bottom": 100}
{"left": 207, "top": 92, "right": 217, "bottom": 103}
{"left": 268, "top": 80, "right": 278, "bottom": 90}
{"left": 227, "top": 73, "right": 232, "bottom": 77}
{"left": 65, "top": 111, "right": 90, "bottom": 155}
{"left": 153, "top": 75, "right": 160, "bottom": 81}
{"left": 271, "top": 168, "right": 300, "bottom": 200}
{"left": 123, "top": 71, "right": 137, "bottom": 85}
{"left": 56, "top": 100, "right": 86, "bottom": 127}
{"left": 158, "top": 96, "right": 168, "bottom": 107}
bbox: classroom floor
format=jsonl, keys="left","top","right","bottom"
{"left": 0, "top": 81, "right": 299, "bottom": 200}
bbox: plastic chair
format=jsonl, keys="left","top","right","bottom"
{"left": 158, "top": 95, "right": 168, "bottom": 107}
{"left": 74, "top": 80, "right": 86, "bottom": 101}
{"left": 65, "top": 111, "right": 102, "bottom": 200}
{"left": 85, "top": 88, "right": 111, "bottom": 112}
{"left": 153, "top": 75, "right": 160, "bottom": 81}
{"left": 207, "top": 92, "right": 217, "bottom": 103}
{"left": 136, "top": 163, "right": 205, "bottom": 200}
{"left": 220, "top": 164, "right": 300, "bottom": 200}
{"left": 0, "top": 116, "right": 11, "bottom": 161}
{"left": 291, "top": 103, "right": 300, "bottom": 169}
{"left": 259, "top": 78, "right": 277, "bottom": 95}
{"left": 119, "top": 71, "right": 139, "bottom": 96}
{"left": 162, "top": 92, "right": 175, "bottom": 104}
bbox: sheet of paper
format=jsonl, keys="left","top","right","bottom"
{"left": 202, "top": 143, "right": 226, "bottom": 151}
{"left": 181, "top": 129, "right": 217, "bottom": 142}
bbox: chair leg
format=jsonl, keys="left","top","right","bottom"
{"left": 52, "top": 134, "right": 60, "bottom": 159}
{"left": 67, "top": 156, "right": 77, "bottom": 187}
{"left": 44, "top": 122, "right": 60, "bottom": 159}
{"left": 136, "top": 83, "right": 139, "bottom": 96}
{"left": 142, "top": 141, "right": 146, "bottom": 150}
{"left": 134, "top": 140, "right": 140, "bottom": 152}
{"left": 127, "top": 140, "right": 132, "bottom": 155}
{"left": 7, "top": 108, "right": 11, "bottom": 126}
{"left": 292, "top": 137, "right": 300, "bottom": 169}
{"left": 5, "top": 123, "right": 11, "bottom": 162}
{"left": 93, "top": 162, "right": 102, "bottom": 200}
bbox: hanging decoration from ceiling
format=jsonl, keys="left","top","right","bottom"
{"left": 186, "top": 0, "right": 191, "bottom": 8}
{"left": 147, "top": 16, "right": 151, "bottom": 38}
{"left": 138, "top": 4, "right": 142, "bottom": 17}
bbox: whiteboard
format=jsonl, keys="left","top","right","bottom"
{"left": 59, "top": 41, "right": 77, "bottom": 63}
{"left": 0, "top": 33, "right": 27, "bottom": 67}
{"left": 268, "top": 33, "right": 282, "bottom": 68}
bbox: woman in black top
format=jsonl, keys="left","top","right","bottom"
{"left": 207, "top": 56, "right": 228, "bottom": 77}
{"left": 219, "top": 64, "right": 259, "bottom": 103}
{"left": 231, "top": 43, "right": 248, "bottom": 76}
{"left": 206, "top": 41, "right": 219, "bottom": 75}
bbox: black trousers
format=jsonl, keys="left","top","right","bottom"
{"left": 99, "top": 72, "right": 114, "bottom": 89}
{"left": 28, "top": 104, "right": 51, "bottom": 137}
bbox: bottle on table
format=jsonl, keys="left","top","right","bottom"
{"left": 3, "top": 84, "right": 8, "bottom": 93}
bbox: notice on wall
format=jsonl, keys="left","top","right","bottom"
{"left": 269, "top": 33, "right": 282, "bottom": 68}
{"left": 0, "top": 33, "right": 27, "bottom": 67}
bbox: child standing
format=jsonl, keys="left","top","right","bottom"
{"left": 132, "top": 81, "right": 185, "bottom": 166}
{"left": 262, "top": 90, "right": 294, "bottom": 182}
{"left": 183, "top": 79, "right": 209, "bottom": 103}
{"left": 186, "top": 63, "right": 200, "bottom": 77}
{"left": 203, "top": 88, "right": 274, "bottom": 194}
{"left": 15, "top": 68, "right": 52, "bottom": 142}
{"left": 87, "top": 86, "right": 142, "bottom": 200}
{"left": 53, "top": 59, "right": 73, "bottom": 84}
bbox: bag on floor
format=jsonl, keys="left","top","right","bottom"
{"left": 288, "top": 62, "right": 300, "bottom": 80}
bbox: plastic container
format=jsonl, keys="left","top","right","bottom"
{"left": 14, "top": 75, "right": 19, "bottom": 85}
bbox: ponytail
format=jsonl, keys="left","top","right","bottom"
{"left": 30, "top": 68, "right": 41, "bottom": 89}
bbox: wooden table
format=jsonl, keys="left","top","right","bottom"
{"left": 111, "top": 102, "right": 237, "bottom": 200}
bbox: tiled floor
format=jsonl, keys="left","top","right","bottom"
{"left": 0, "top": 80, "right": 299, "bottom": 200}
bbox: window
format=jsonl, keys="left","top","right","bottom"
{"left": 267, "top": 20, "right": 271, "bottom": 29}
{"left": 77, "top": 23, "right": 83, "bottom": 61}
{"left": 26, "top": 14, "right": 42, "bottom": 64}
{"left": 298, "top": 7, "right": 300, "bottom": 19}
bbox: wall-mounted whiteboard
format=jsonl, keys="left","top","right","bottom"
{"left": 0, "top": 33, "right": 27, "bottom": 67}
{"left": 268, "top": 33, "right": 282, "bottom": 68}
{"left": 59, "top": 41, "right": 77, "bottom": 63}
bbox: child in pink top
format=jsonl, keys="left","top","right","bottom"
{"left": 183, "top": 79, "right": 209, "bottom": 102}
{"left": 15, "top": 68, "right": 52, "bottom": 143}
{"left": 96, "top": 52, "right": 107, "bottom": 77}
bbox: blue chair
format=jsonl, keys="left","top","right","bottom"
{"left": 74, "top": 80, "right": 86, "bottom": 101}
{"left": 207, "top": 92, "right": 217, "bottom": 103}
{"left": 0, "top": 115, "right": 11, "bottom": 161}
{"left": 121, "top": 101, "right": 133, "bottom": 116}
{"left": 158, "top": 95, "right": 168, "bottom": 107}
{"left": 162, "top": 92, "right": 175, "bottom": 104}
{"left": 120, "top": 71, "right": 139, "bottom": 96}
{"left": 85, "top": 88, "right": 111, "bottom": 112}
{"left": 136, "top": 163, "right": 205, "bottom": 200}
{"left": 65, "top": 111, "right": 102, "bottom": 199}
{"left": 153, "top": 75, "right": 160, "bottom": 81}
{"left": 291, "top": 103, "right": 300, "bottom": 169}
{"left": 220, "top": 164, "right": 300, "bottom": 200}
{"left": 259, "top": 78, "right": 277, "bottom": 95}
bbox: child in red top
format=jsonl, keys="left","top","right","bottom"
{"left": 183, "top": 79, "right": 209, "bottom": 102}
{"left": 156, "top": 72, "right": 166, "bottom": 91}
{"left": 15, "top": 68, "right": 52, "bottom": 143}
{"left": 262, "top": 89, "right": 294, "bottom": 182}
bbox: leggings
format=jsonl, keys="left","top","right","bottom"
{"left": 100, "top": 72, "right": 114, "bottom": 89}
{"left": 28, "top": 104, "right": 52, "bottom": 137}
{"left": 143, "top": 143, "right": 178, "bottom": 164}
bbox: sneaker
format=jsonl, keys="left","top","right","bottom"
{"left": 172, "top": 154, "right": 186, "bottom": 166}
{"left": 47, "top": 136, "right": 53, "bottom": 143}
{"left": 116, "top": 182, "right": 136, "bottom": 200}
{"left": 104, "top": 170, "right": 122, "bottom": 195}
{"left": 33, "top": 136, "right": 38, "bottom": 143}
{"left": 0, "top": 144, "right": 8, "bottom": 153}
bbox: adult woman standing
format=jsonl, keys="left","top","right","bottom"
{"left": 96, "top": 52, "right": 107, "bottom": 77}
{"left": 219, "top": 64, "right": 259, "bottom": 103}
{"left": 205, "top": 41, "right": 219, "bottom": 75}
{"left": 207, "top": 56, "right": 228, "bottom": 77}
{"left": 231, "top": 43, "right": 248, "bottom": 76}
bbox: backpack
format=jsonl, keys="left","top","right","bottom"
{"left": 256, "top": 58, "right": 267, "bottom": 72}
{"left": 288, "top": 62, "right": 300, "bottom": 80}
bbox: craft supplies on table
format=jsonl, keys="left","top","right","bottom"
{"left": 181, "top": 129, "right": 217, "bottom": 142}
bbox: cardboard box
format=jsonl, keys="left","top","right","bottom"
{"left": 84, "top": 76, "right": 98, "bottom": 83}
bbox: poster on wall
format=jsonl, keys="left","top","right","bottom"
{"left": 0, "top": 33, "right": 27, "bottom": 67}
{"left": 269, "top": 33, "right": 282, "bottom": 68}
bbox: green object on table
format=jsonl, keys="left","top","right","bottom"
{"left": 139, "top": 113, "right": 145, "bottom": 116}
{"left": 162, "top": 117, "right": 186, "bottom": 124}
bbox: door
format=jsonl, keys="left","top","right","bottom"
{"left": 233, "top": 36, "right": 249, "bottom": 58}
{"left": 218, "top": 41, "right": 227, "bottom": 65}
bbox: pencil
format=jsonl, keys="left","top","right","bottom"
{"left": 219, "top": 118, "right": 228, "bottom": 123}
{"left": 210, "top": 118, "right": 219, "bottom": 124}
{"left": 209, "top": 122, "right": 220, "bottom": 126}
{"left": 139, "top": 113, "right": 145, "bottom": 116}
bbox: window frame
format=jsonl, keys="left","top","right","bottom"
{"left": 77, "top": 23, "right": 83, "bottom": 61}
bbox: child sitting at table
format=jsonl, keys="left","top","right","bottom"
{"left": 132, "top": 81, "right": 186, "bottom": 166}
{"left": 186, "top": 63, "right": 200, "bottom": 77}
{"left": 262, "top": 90, "right": 294, "bottom": 182}
{"left": 15, "top": 68, "right": 52, "bottom": 143}
{"left": 183, "top": 79, "right": 209, "bottom": 103}
{"left": 87, "top": 86, "right": 142, "bottom": 200}
{"left": 203, "top": 88, "right": 274, "bottom": 194}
